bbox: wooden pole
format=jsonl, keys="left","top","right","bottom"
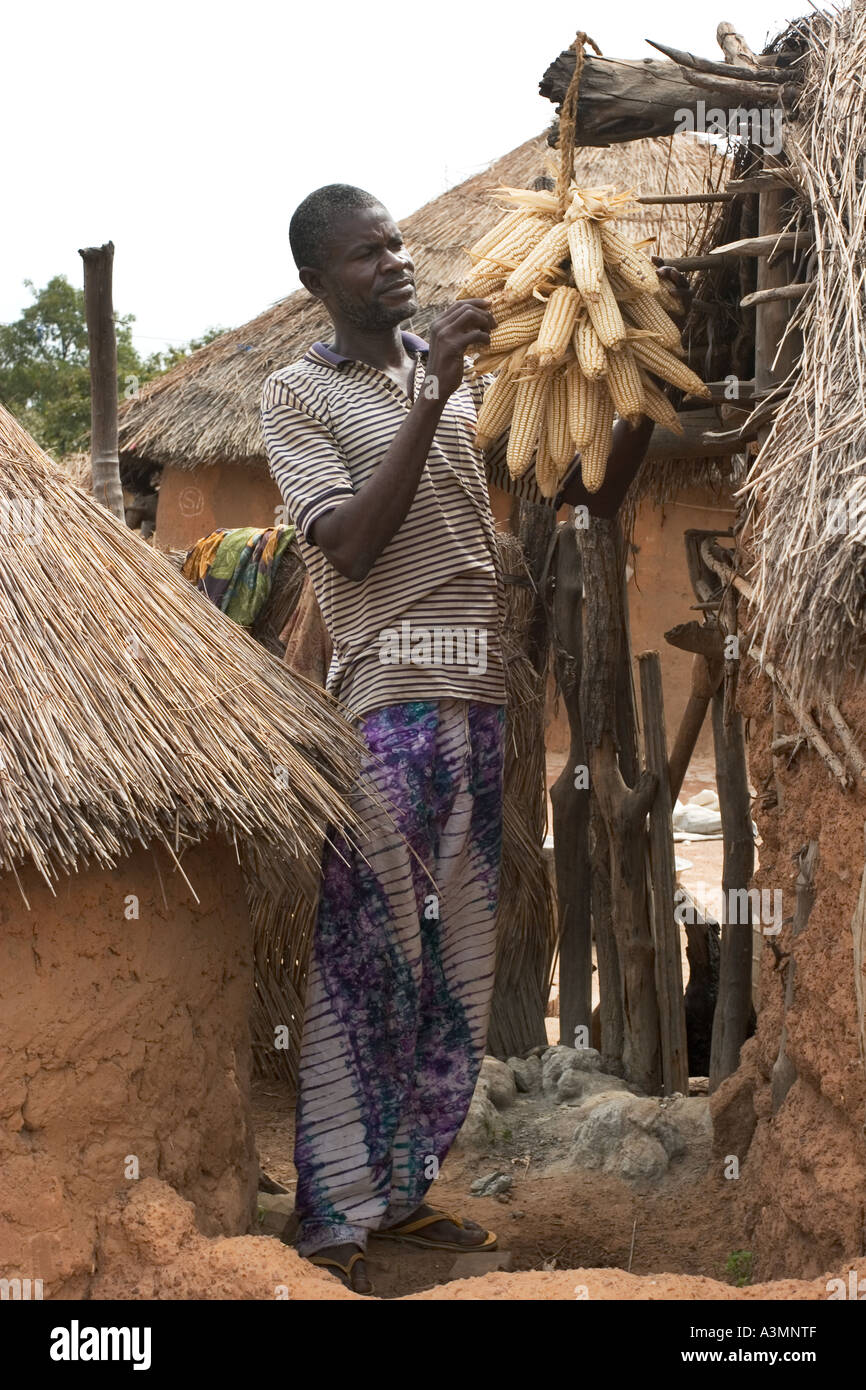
{"left": 708, "top": 686, "right": 756, "bottom": 1090}
{"left": 548, "top": 522, "right": 593, "bottom": 1047}
{"left": 79, "top": 241, "right": 125, "bottom": 522}
{"left": 638, "top": 651, "right": 690, "bottom": 1094}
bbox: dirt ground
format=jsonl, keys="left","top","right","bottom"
{"left": 251, "top": 1077, "right": 748, "bottom": 1300}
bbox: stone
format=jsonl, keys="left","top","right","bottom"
{"left": 470, "top": 1171, "right": 512, "bottom": 1198}
{"left": 507, "top": 1055, "right": 541, "bottom": 1094}
{"left": 557, "top": 1068, "right": 629, "bottom": 1105}
{"left": 452, "top": 1083, "right": 498, "bottom": 1152}
{"left": 618, "top": 1131, "right": 670, "bottom": 1182}
{"left": 542, "top": 1045, "right": 603, "bottom": 1096}
{"left": 447, "top": 1249, "right": 513, "bottom": 1280}
{"left": 479, "top": 1057, "right": 517, "bottom": 1111}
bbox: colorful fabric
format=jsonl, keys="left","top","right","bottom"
{"left": 181, "top": 525, "right": 295, "bottom": 627}
{"left": 294, "top": 696, "right": 506, "bottom": 1257}
{"left": 261, "top": 332, "right": 572, "bottom": 721}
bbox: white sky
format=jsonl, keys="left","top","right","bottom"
{"left": 4, "top": 0, "right": 792, "bottom": 353}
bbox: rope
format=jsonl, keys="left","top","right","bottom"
{"left": 555, "top": 31, "right": 602, "bottom": 217}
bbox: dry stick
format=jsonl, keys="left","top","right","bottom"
{"left": 79, "top": 242, "right": 125, "bottom": 523}
{"left": 740, "top": 282, "right": 813, "bottom": 308}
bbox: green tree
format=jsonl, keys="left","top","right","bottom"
{"left": 0, "top": 275, "right": 226, "bottom": 458}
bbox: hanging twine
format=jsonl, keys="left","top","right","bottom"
{"left": 555, "top": 31, "right": 602, "bottom": 216}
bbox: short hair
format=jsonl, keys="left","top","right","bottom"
{"left": 289, "top": 184, "right": 382, "bottom": 271}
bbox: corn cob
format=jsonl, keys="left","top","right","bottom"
{"left": 546, "top": 369, "right": 574, "bottom": 471}
{"left": 605, "top": 344, "right": 646, "bottom": 426}
{"left": 630, "top": 337, "right": 711, "bottom": 398}
{"left": 475, "top": 371, "right": 519, "bottom": 449}
{"left": 507, "top": 368, "right": 552, "bottom": 477}
{"left": 503, "top": 221, "right": 570, "bottom": 304}
{"left": 534, "top": 420, "right": 560, "bottom": 499}
{"left": 473, "top": 214, "right": 555, "bottom": 276}
{"left": 456, "top": 263, "right": 506, "bottom": 300}
{"left": 585, "top": 274, "right": 627, "bottom": 349}
{"left": 599, "top": 223, "right": 660, "bottom": 294}
{"left": 580, "top": 385, "right": 616, "bottom": 494}
{"left": 566, "top": 217, "right": 605, "bottom": 301}
{"left": 573, "top": 313, "right": 607, "bottom": 380}
{"left": 487, "top": 302, "right": 545, "bottom": 354}
{"left": 621, "top": 289, "right": 682, "bottom": 351}
{"left": 566, "top": 364, "right": 603, "bottom": 451}
{"left": 530, "top": 286, "right": 581, "bottom": 368}
{"left": 471, "top": 340, "right": 529, "bottom": 381}
{"left": 468, "top": 209, "right": 525, "bottom": 262}
{"left": 638, "top": 371, "right": 685, "bottom": 435}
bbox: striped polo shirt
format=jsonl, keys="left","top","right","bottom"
{"left": 260, "top": 331, "right": 571, "bottom": 722}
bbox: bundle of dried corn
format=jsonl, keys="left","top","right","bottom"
{"left": 460, "top": 177, "right": 710, "bottom": 494}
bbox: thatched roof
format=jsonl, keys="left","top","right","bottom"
{"left": 118, "top": 133, "right": 722, "bottom": 472}
{"left": 0, "top": 403, "right": 366, "bottom": 899}
{"left": 742, "top": 3, "right": 866, "bottom": 696}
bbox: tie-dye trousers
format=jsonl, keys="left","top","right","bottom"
{"left": 294, "top": 697, "right": 506, "bottom": 1257}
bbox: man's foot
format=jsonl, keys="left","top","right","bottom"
{"left": 380, "top": 1203, "right": 495, "bottom": 1250}
{"left": 308, "top": 1242, "right": 373, "bottom": 1294}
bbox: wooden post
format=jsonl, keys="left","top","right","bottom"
{"left": 79, "top": 241, "right": 125, "bottom": 522}
{"left": 579, "top": 516, "right": 660, "bottom": 1093}
{"left": 708, "top": 687, "right": 756, "bottom": 1090}
{"left": 548, "top": 522, "right": 593, "bottom": 1047}
{"left": 638, "top": 651, "right": 690, "bottom": 1094}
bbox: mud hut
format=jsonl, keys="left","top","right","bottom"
{"left": 0, "top": 403, "right": 366, "bottom": 1297}
{"left": 118, "top": 132, "right": 735, "bottom": 761}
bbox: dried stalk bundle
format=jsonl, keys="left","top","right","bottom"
{"left": 742, "top": 4, "right": 866, "bottom": 697}
{"left": 459, "top": 179, "right": 709, "bottom": 494}
{"left": 0, "top": 403, "right": 374, "bottom": 900}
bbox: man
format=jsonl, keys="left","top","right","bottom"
{"left": 261, "top": 184, "right": 686, "bottom": 1293}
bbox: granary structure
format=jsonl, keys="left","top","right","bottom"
{"left": 0, "top": 403, "right": 364, "bottom": 1296}
{"left": 537, "top": 8, "right": 866, "bottom": 1277}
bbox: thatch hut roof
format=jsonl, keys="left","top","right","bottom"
{"left": 0, "top": 403, "right": 365, "bottom": 898}
{"left": 742, "top": 3, "right": 866, "bottom": 696}
{"left": 118, "top": 133, "right": 723, "bottom": 472}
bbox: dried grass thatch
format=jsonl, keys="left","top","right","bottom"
{"left": 0, "top": 403, "right": 367, "bottom": 901}
{"left": 117, "top": 133, "right": 721, "bottom": 475}
{"left": 742, "top": 3, "right": 866, "bottom": 696}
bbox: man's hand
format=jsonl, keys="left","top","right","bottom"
{"left": 426, "top": 300, "right": 495, "bottom": 399}
{"left": 653, "top": 260, "right": 692, "bottom": 327}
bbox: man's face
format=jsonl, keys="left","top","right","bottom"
{"left": 309, "top": 205, "right": 418, "bottom": 330}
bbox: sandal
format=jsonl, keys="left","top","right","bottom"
{"left": 309, "top": 1249, "right": 372, "bottom": 1294}
{"left": 378, "top": 1208, "right": 497, "bottom": 1253}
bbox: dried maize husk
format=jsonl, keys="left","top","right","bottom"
{"left": 507, "top": 368, "right": 552, "bottom": 477}
{"left": 580, "top": 385, "right": 616, "bottom": 494}
{"left": 630, "top": 337, "right": 711, "bottom": 398}
{"left": 585, "top": 275, "right": 627, "bottom": 349}
{"left": 546, "top": 368, "right": 574, "bottom": 472}
{"left": 530, "top": 286, "right": 582, "bottom": 368}
{"left": 566, "top": 217, "right": 605, "bottom": 302}
{"left": 638, "top": 372, "right": 684, "bottom": 435}
{"left": 503, "top": 221, "right": 570, "bottom": 304}
{"left": 599, "top": 223, "right": 660, "bottom": 294}
{"left": 573, "top": 313, "right": 608, "bottom": 380}
{"left": 605, "top": 344, "right": 645, "bottom": 426}
{"left": 456, "top": 263, "right": 506, "bottom": 300}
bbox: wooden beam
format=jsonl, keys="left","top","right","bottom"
{"left": 637, "top": 192, "right": 734, "bottom": 206}
{"left": 710, "top": 231, "right": 810, "bottom": 260}
{"left": 645, "top": 37, "right": 790, "bottom": 85}
{"left": 79, "top": 241, "right": 125, "bottom": 522}
{"left": 638, "top": 651, "right": 690, "bottom": 1095}
{"left": 740, "top": 281, "right": 812, "bottom": 308}
{"left": 717, "top": 21, "right": 759, "bottom": 68}
{"left": 539, "top": 51, "right": 790, "bottom": 146}
{"left": 645, "top": 408, "right": 754, "bottom": 462}
{"left": 659, "top": 254, "right": 739, "bottom": 271}
{"left": 665, "top": 653, "right": 724, "bottom": 805}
